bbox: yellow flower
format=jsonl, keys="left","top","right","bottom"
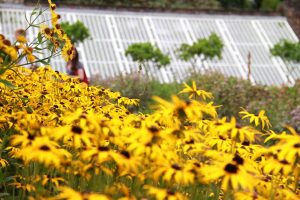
{"left": 34, "top": 175, "right": 65, "bottom": 187}
{"left": 20, "top": 136, "right": 71, "bottom": 168}
{"left": 110, "top": 150, "right": 141, "bottom": 174}
{"left": 152, "top": 162, "right": 195, "bottom": 185}
{"left": 81, "top": 145, "right": 112, "bottom": 164}
{"left": 55, "top": 187, "right": 109, "bottom": 200}
{"left": 0, "top": 158, "right": 8, "bottom": 168}
{"left": 61, "top": 43, "right": 75, "bottom": 62}
{"left": 0, "top": 38, "right": 18, "bottom": 61}
{"left": 178, "top": 81, "right": 213, "bottom": 100}
{"left": 144, "top": 185, "right": 187, "bottom": 200}
{"left": 264, "top": 127, "right": 300, "bottom": 165}
{"left": 40, "top": 24, "right": 53, "bottom": 41}
{"left": 16, "top": 35, "right": 27, "bottom": 43}
{"left": 239, "top": 108, "right": 271, "bottom": 130}
{"left": 201, "top": 153, "right": 257, "bottom": 192}
{"left": 51, "top": 124, "right": 94, "bottom": 148}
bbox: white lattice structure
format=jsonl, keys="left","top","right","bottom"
{"left": 0, "top": 5, "right": 299, "bottom": 85}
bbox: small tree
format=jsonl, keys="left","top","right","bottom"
{"left": 61, "top": 20, "right": 90, "bottom": 44}
{"left": 125, "top": 42, "right": 170, "bottom": 78}
{"left": 271, "top": 40, "right": 300, "bottom": 62}
{"left": 177, "top": 33, "right": 224, "bottom": 73}
{"left": 271, "top": 39, "right": 300, "bottom": 83}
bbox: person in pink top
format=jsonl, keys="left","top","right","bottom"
{"left": 66, "top": 48, "right": 89, "bottom": 85}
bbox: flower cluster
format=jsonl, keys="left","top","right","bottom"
{"left": 0, "top": 66, "right": 298, "bottom": 200}
{"left": 39, "top": 0, "right": 75, "bottom": 61}
{"left": 0, "top": 1, "right": 299, "bottom": 199}
{"left": 0, "top": 34, "right": 18, "bottom": 64}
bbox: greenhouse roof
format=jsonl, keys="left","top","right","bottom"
{"left": 1, "top": 6, "right": 300, "bottom": 85}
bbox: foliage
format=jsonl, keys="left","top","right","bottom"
{"left": 36, "top": 0, "right": 283, "bottom": 11}
{"left": 290, "top": 102, "right": 300, "bottom": 132}
{"left": 90, "top": 72, "right": 153, "bottom": 112}
{"left": 1, "top": 66, "right": 300, "bottom": 199}
{"left": 90, "top": 72, "right": 178, "bottom": 113}
{"left": 125, "top": 42, "right": 170, "bottom": 69}
{"left": 271, "top": 39, "right": 300, "bottom": 62}
{"left": 61, "top": 20, "right": 90, "bottom": 44}
{"left": 91, "top": 71, "right": 300, "bottom": 132}
{"left": 1, "top": 1, "right": 299, "bottom": 200}
{"left": 0, "top": 4, "right": 74, "bottom": 89}
{"left": 37, "top": 0, "right": 221, "bottom": 10}
{"left": 217, "top": 0, "right": 252, "bottom": 9}
{"left": 177, "top": 33, "right": 223, "bottom": 62}
{"left": 217, "top": 0, "right": 282, "bottom": 10}
{"left": 260, "top": 0, "right": 282, "bottom": 11}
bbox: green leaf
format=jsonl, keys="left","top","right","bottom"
{"left": 39, "top": 59, "right": 49, "bottom": 65}
{"left": 37, "top": 32, "right": 42, "bottom": 44}
{"left": 31, "top": 24, "right": 40, "bottom": 28}
{"left": 0, "top": 79, "right": 16, "bottom": 89}
{"left": 0, "top": 68, "right": 7, "bottom": 75}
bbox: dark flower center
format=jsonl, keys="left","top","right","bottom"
{"left": 148, "top": 126, "right": 159, "bottom": 134}
{"left": 214, "top": 122, "right": 223, "bottom": 126}
{"left": 51, "top": 4, "right": 56, "bottom": 10}
{"left": 120, "top": 150, "right": 130, "bottom": 159}
{"left": 235, "top": 123, "right": 242, "bottom": 129}
{"left": 193, "top": 162, "right": 201, "bottom": 168}
{"left": 294, "top": 143, "right": 300, "bottom": 148}
{"left": 3, "top": 39, "right": 11, "bottom": 46}
{"left": 27, "top": 134, "right": 35, "bottom": 140}
{"left": 167, "top": 189, "right": 175, "bottom": 195}
{"left": 71, "top": 125, "right": 82, "bottom": 134}
{"left": 171, "top": 164, "right": 182, "bottom": 170}
{"left": 219, "top": 135, "right": 226, "bottom": 140}
{"left": 40, "top": 145, "right": 50, "bottom": 151}
{"left": 134, "top": 121, "right": 141, "bottom": 128}
{"left": 98, "top": 146, "right": 109, "bottom": 151}
{"left": 242, "top": 141, "right": 250, "bottom": 146}
{"left": 186, "top": 139, "right": 195, "bottom": 144}
{"left": 185, "top": 100, "right": 191, "bottom": 106}
{"left": 224, "top": 163, "right": 238, "bottom": 174}
{"left": 44, "top": 28, "right": 51, "bottom": 34}
{"left": 279, "top": 160, "right": 289, "bottom": 165}
{"left": 233, "top": 154, "right": 244, "bottom": 165}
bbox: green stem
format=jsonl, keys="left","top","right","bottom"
{"left": 231, "top": 139, "right": 236, "bottom": 154}
{"left": 294, "top": 167, "right": 299, "bottom": 192}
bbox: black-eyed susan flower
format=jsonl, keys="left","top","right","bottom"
{"left": 239, "top": 108, "right": 271, "bottom": 130}
{"left": 0, "top": 158, "right": 8, "bottom": 168}
{"left": 54, "top": 187, "right": 109, "bottom": 200}
{"left": 152, "top": 161, "right": 195, "bottom": 185}
{"left": 144, "top": 185, "right": 187, "bottom": 200}
{"left": 178, "top": 81, "right": 213, "bottom": 100}
{"left": 20, "top": 136, "right": 71, "bottom": 168}
{"left": 201, "top": 152, "right": 258, "bottom": 192}
{"left": 51, "top": 124, "right": 94, "bottom": 148}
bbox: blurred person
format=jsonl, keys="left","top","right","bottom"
{"left": 15, "top": 29, "right": 37, "bottom": 69}
{"left": 15, "top": 29, "right": 28, "bottom": 67}
{"left": 66, "top": 48, "right": 89, "bottom": 85}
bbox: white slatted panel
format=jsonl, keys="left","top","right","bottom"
{"left": 0, "top": 7, "right": 299, "bottom": 85}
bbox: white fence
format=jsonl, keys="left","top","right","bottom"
{"left": 0, "top": 6, "right": 299, "bottom": 85}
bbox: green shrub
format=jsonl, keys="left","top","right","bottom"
{"left": 217, "top": 0, "right": 252, "bottom": 9}
{"left": 260, "top": 0, "right": 282, "bottom": 11}
{"left": 271, "top": 39, "right": 300, "bottom": 62}
{"left": 125, "top": 42, "right": 170, "bottom": 68}
{"left": 177, "top": 33, "right": 223, "bottom": 72}
{"left": 91, "top": 71, "right": 300, "bottom": 131}
{"left": 61, "top": 20, "right": 90, "bottom": 44}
